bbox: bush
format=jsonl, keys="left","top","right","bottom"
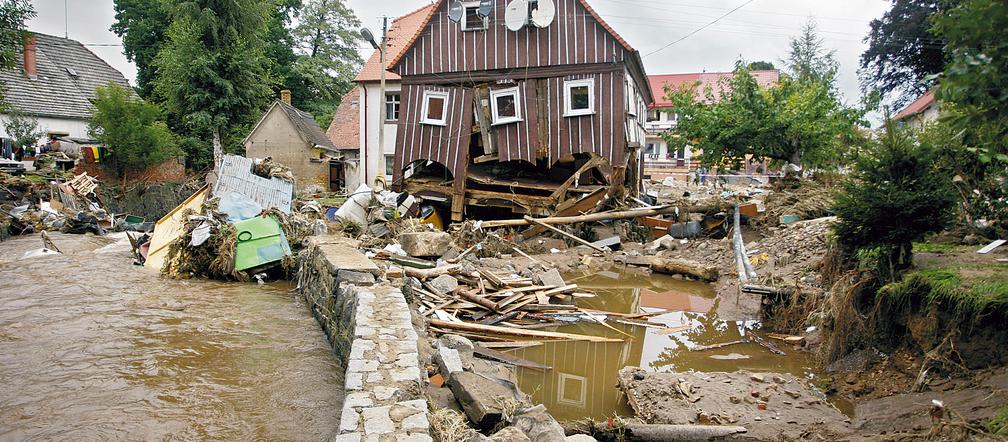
{"left": 88, "top": 82, "right": 181, "bottom": 177}
{"left": 833, "top": 119, "right": 956, "bottom": 279}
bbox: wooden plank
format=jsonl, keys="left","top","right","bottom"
{"left": 525, "top": 216, "right": 607, "bottom": 252}
{"left": 472, "top": 344, "right": 551, "bottom": 370}
{"left": 478, "top": 341, "right": 544, "bottom": 349}
{"left": 428, "top": 319, "right": 623, "bottom": 343}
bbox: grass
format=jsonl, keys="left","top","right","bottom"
{"left": 913, "top": 242, "right": 975, "bottom": 254}
{"left": 985, "top": 405, "right": 1008, "bottom": 436}
{"left": 878, "top": 264, "right": 1008, "bottom": 319}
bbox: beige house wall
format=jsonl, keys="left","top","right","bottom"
{"left": 244, "top": 105, "right": 329, "bottom": 191}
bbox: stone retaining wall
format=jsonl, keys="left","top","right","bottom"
{"left": 297, "top": 243, "right": 432, "bottom": 441}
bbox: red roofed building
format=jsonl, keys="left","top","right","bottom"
{"left": 643, "top": 70, "right": 779, "bottom": 177}
{"left": 893, "top": 89, "right": 938, "bottom": 130}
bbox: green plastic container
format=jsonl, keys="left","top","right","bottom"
{"left": 233, "top": 216, "right": 292, "bottom": 271}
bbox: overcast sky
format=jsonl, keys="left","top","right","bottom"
{"left": 28, "top": 0, "right": 892, "bottom": 106}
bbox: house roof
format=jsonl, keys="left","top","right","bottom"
{"left": 649, "top": 70, "right": 780, "bottom": 108}
{"left": 894, "top": 89, "right": 936, "bottom": 121}
{"left": 244, "top": 100, "right": 338, "bottom": 152}
{"left": 387, "top": 0, "right": 638, "bottom": 71}
{"left": 354, "top": 4, "right": 434, "bottom": 83}
{"left": 0, "top": 32, "right": 131, "bottom": 120}
{"left": 326, "top": 87, "right": 361, "bottom": 150}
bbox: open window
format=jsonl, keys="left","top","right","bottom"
{"left": 564, "top": 79, "right": 595, "bottom": 117}
{"left": 420, "top": 90, "right": 449, "bottom": 126}
{"left": 462, "top": 2, "right": 488, "bottom": 31}
{"left": 490, "top": 86, "right": 522, "bottom": 125}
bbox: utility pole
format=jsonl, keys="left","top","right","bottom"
{"left": 375, "top": 16, "right": 388, "bottom": 190}
{"left": 361, "top": 16, "right": 390, "bottom": 190}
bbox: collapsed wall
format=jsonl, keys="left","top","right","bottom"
{"left": 296, "top": 241, "right": 433, "bottom": 441}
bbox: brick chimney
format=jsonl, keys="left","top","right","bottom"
{"left": 280, "top": 89, "right": 291, "bottom": 105}
{"left": 23, "top": 33, "right": 37, "bottom": 80}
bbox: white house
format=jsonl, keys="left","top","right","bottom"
{"left": 893, "top": 89, "right": 938, "bottom": 131}
{"left": 328, "top": 4, "right": 433, "bottom": 188}
{"left": 0, "top": 32, "right": 132, "bottom": 146}
{"left": 644, "top": 70, "right": 779, "bottom": 178}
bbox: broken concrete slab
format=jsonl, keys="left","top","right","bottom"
{"left": 428, "top": 274, "right": 459, "bottom": 295}
{"left": 512, "top": 405, "right": 566, "bottom": 442}
{"left": 490, "top": 426, "right": 531, "bottom": 442}
{"left": 433, "top": 346, "right": 465, "bottom": 381}
{"left": 617, "top": 367, "right": 850, "bottom": 440}
{"left": 399, "top": 231, "right": 452, "bottom": 257}
{"left": 446, "top": 371, "right": 525, "bottom": 431}
{"left": 438, "top": 334, "right": 475, "bottom": 360}
{"left": 536, "top": 268, "right": 566, "bottom": 288}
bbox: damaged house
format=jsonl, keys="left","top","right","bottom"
{"left": 389, "top": 0, "right": 653, "bottom": 221}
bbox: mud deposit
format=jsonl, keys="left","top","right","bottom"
{"left": 510, "top": 268, "right": 821, "bottom": 422}
{"left": 0, "top": 233, "right": 341, "bottom": 440}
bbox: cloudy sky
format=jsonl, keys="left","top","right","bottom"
{"left": 28, "top": 0, "right": 892, "bottom": 106}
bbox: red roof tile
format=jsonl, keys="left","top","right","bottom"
{"left": 893, "top": 89, "right": 936, "bottom": 121}
{"left": 354, "top": 4, "right": 435, "bottom": 83}
{"left": 649, "top": 70, "right": 779, "bottom": 108}
{"left": 326, "top": 87, "right": 361, "bottom": 150}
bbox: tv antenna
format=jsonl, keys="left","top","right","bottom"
{"left": 504, "top": 0, "right": 528, "bottom": 31}
{"left": 530, "top": 0, "right": 555, "bottom": 28}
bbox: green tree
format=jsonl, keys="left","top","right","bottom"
{"left": 931, "top": 0, "right": 1008, "bottom": 234}
{"left": 154, "top": 0, "right": 275, "bottom": 170}
{"left": 664, "top": 64, "right": 868, "bottom": 169}
{"left": 785, "top": 19, "right": 838, "bottom": 85}
{"left": 860, "top": 0, "right": 950, "bottom": 106}
{"left": 746, "top": 60, "right": 776, "bottom": 71}
{"left": 88, "top": 83, "right": 181, "bottom": 177}
{"left": 3, "top": 107, "right": 42, "bottom": 149}
{"left": 111, "top": 0, "right": 170, "bottom": 98}
{"left": 833, "top": 118, "right": 956, "bottom": 278}
{"left": 0, "top": 0, "right": 33, "bottom": 70}
{"left": 0, "top": 0, "right": 34, "bottom": 108}
{"left": 289, "top": 0, "right": 362, "bottom": 125}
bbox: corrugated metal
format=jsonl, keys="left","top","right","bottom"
{"left": 394, "top": 0, "right": 630, "bottom": 77}
{"left": 213, "top": 155, "right": 294, "bottom": 213}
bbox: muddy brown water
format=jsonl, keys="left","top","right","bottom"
{"left": 0, "top": 233, "right": 341, "bottom": 440}
{"left": 511, "top": 268, "right": 830, "bottom": 422}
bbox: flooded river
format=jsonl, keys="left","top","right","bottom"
{"left": 0, "top": 233, "right": 341, "bottom": 440}
{"left": 512, "top": 268, "right": 818, "bottom": 422}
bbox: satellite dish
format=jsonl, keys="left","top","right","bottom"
{"left": 448, "top": 0, "right": 464, "bottom": 23}
{"left": 530, "top": 0, "right": 555, "bottom": 28}
{"left": 478, "top": 0, "right": 493, "bottom": 18}
{"left": 504, "top": 0, "right": 528, "bottom": 31}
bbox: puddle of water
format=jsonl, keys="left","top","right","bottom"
{"left": 0, "top": 233, "right": 341, "bottom": 440}
{"left": 510, "top": 267, "right": 817, "bottom": 422}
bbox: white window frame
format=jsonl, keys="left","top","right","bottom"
{"left": 489, "top": 86, "right": 522, "bottom": 125}
{"left": 461, "top": 2, "right": 488, "bottom": 31}
{"left": 564, "top": 78, "right": 595, "bottom": 117}
{"left": 420, "top": 90, "right": 449, "bottom": 126}
{"left": 384, "top": 92, "right": 400, "bottom": 122}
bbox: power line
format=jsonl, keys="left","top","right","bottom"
{"left": 645, "top": 0, "right": 757, "bottom": 57}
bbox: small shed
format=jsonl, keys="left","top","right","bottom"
{"left": 243, "top": 93, "right": 338, "bottom": 191}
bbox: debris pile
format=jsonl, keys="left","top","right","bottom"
{"left": 146, "top": 155, "right": 324, "bottom": 281}
{"left": 0, "top": 171, "right": 115, "bottom": 238}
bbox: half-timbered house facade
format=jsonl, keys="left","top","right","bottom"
{"left": 389, "top": 0, "right": 652, "bottom": 221}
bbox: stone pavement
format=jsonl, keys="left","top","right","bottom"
{"left": 333, "top": 284, "right": 431, "bottom": 442}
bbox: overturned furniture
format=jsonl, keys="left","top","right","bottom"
{"left": 388, "top": 0, "right": 653, "bottom": 221}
